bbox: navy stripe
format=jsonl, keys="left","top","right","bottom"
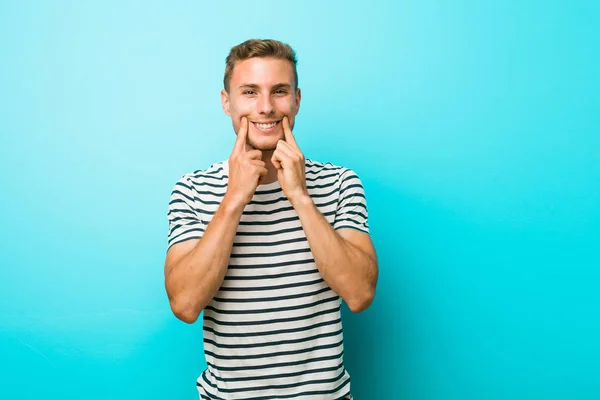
{"left": 239, "top": 215, "right": 300, "bottom": 226}
{"left": 238, "top": 210, "right": 335, "bottom": 226}
{"left": 213, "top": 286, "right": 331, "bottom": 303}
{"left": 219, "top": 278, "right": 324, "bottom": 292}
{"left": 206, "top": 351, "right": 344, "bottom": 372}
{"left": 306, "top": 171, "right": 338, "bottom": 182}
{"left": 343, "top": 210, "right": 368, "bottom": 219}
{"left": 334, "top": 225, "right": 369, "bottom": 234}
{"left": 255, "top": 186, "right": 284, "bottom": 195}
{"left": 188, "top": 179, "right": 228, "bottom": 188}
{"left": 230, "top": 247, "right": 311, "bottom": 259}
{"left": 194, "top": 166, "right": 224, "bottom": 175}
{"left": 339, "top": 183, "right": 363, "bottom": 197}
{"left": 205, "top": 339, "right": 343, "bottom": 361}
{"left": 167, "top": 207, "right": 195, "bottom": 216}
{"left": 174, "top": 180, "right": 193, "bottom": 191}
{"left": 204, "top": 329, "right": 342, "bottom": 350}
{"left": 242, "top": 198, "right": 336, "bottom": 215}
{"left": 168, "top": 221, "right": 200, "bottom": 237}
{"left": 223, "top": 268, "right": 317, "bottom": 282}
{"left": 194, "top": 173, "right": 227, "bottom": 181}
{"left": 205, "top": 296, "right": 339, "bottom": 315}
{"left": 203, "top": 317, "right": 341, "bottom": 338}
{"left": 248, "top": 187, "right": 338, "bottom": 205}
{"left": 207, "top": 362, "right": 344, "bottom": 382}
{"left": 190, "top": 197, "right": 337, "bottom": 217}
{"left": 196, "top": 190, "right": 225, "bottom": 197}
{"left": 334, "top": 218, "right": 367, "bottom": 225}
{"left": 167, "top": 235, "right": 203, "bottom": 250}
{"left": 233, "top": 237, "right": 306, "bottom": 247}
{"left": 168, "top": 227, "right": 205, "bottom": 244}
{"left": 170, "top": 189, "right": 196, "bottom": 203}
{"left": 236, "top": 226, "right": 305, "bottom": 236}
{"left": 204, "top": 306, "right": 339, "bottom": 327}
{"left": 228, "top": 257, "right": 314, "bottom": 270}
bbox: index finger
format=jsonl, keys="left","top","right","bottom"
{"left": 282, "top": 116, "right": 298, "bottom": 149}
{"left": 234, "top": 117, "right": 248, "bottom": 153}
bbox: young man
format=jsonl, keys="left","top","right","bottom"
{"left": 164, "top": 39, "right": 378, "bottom": 400}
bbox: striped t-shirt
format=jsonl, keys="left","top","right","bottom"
{"left": 166, "top": 158, "right": 369, "bottom": 400}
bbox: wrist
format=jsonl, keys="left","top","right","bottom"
{"left": 289, "top": 193, "right": 313, "bottom": 209}
{"left": 221, "top": 194, "right": 247, "bottom": 215}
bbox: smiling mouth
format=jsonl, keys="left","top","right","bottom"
{"left": 252, "top": 121, "right": 281, "bottom": 131}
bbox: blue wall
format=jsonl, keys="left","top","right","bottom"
{"left": 1, "top": 1, "right": 598, "bottom": 399}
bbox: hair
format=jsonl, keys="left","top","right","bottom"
{"left": 223, "top": 39, "right": 298, "bottom": 92}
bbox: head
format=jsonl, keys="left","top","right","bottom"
{"left": 221, "top": 39, "right": 301, "bottom": 151}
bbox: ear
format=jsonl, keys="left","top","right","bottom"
{"left": 294, "top": 87, "right": 302, "bottom": 113}
{"left": 221, "top": 89, "right": 231, "bottom": 116}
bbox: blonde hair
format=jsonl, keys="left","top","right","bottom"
{"left": 224, "top": 39, "right": 298, "bottom": 92}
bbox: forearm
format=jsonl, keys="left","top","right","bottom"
{"left": 292, "top": 196, "right": 377, "bottom": 312}
{"left": 166, "top": 196, "right": 244, "bottom": 322}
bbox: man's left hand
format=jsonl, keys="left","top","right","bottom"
{"left": 271, "top": 116, "right": 310, "bottom": 206}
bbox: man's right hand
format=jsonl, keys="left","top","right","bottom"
{"left": 225, "top": 117, "right": 268, "bottom": 208}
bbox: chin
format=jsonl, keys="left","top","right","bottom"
{"left": 248, "top": 135, "right": 283, "bottom": 152}
{"left": 249, "top": 140, "right": 277, "bottom": 151}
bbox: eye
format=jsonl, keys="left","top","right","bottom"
{"left": 274, "top": 89, "right": 287, "bottom": 95}
{"left": 243, "top": 90, "right": 256, "bottom": 95}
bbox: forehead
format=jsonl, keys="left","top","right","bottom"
{"left": 230, "top": 57, "right": 294, "bottom": 88}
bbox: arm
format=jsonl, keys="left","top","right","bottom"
{"left": 164, "top": 197, "right": 245, "bottom": 324}
{"left": 292, "top": 196, "right": 378, "bottom": 313}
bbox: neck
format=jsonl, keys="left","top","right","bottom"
{"left": 258, "top": 149, "right": 279, "bottom": 185}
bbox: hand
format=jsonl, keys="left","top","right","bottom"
{"left": 271, "top": 116, "right": 310, "bottom": 206}
{"left": 225, "top": 117, "right": 268, "bottom": 208}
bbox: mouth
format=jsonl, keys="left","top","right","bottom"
{"left": 251, "top": 120, "right": 281, "bottom": 133}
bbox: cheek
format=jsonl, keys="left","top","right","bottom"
{"left": 230, "top": 98, "right": 254, "bottom": 115}
{"left": 275, "top": 98, "right": 297, "bottom": 113}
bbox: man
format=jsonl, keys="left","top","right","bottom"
{"left": 164, "top": 39, "right": 378, "bottom": 400}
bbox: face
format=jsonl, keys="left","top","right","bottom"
{"left": 221, "top": 57, "right": 301, "bottom": 151}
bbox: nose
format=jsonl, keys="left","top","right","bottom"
{"left": 257, "top": 94, "right": 275, "bottom": 115}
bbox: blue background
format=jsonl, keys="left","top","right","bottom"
{"left": 1, "top": 1, "right": 599, "bottom": 399}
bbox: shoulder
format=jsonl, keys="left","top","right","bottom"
{"left": 188, "top": 160, "right": 228, "bottom": 182}
{"left": 305, "top": 158, "right": 361, "bottom": 182}
{"left": 171, "top": 160, "right": 229, "bottom": 192}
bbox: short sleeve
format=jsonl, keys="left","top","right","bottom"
{"left": 166, "top": 175, "right": 207, "bottom": 250}
{"left": 333, "top": 169, "right": 370, "bottom": 234}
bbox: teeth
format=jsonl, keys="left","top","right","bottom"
{"left": 255, "top": 122, "right": 277, "bottom": 129}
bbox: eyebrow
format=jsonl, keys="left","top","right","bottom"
{"left": 238, "top": 83, "right": 292, "bottom": 91}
